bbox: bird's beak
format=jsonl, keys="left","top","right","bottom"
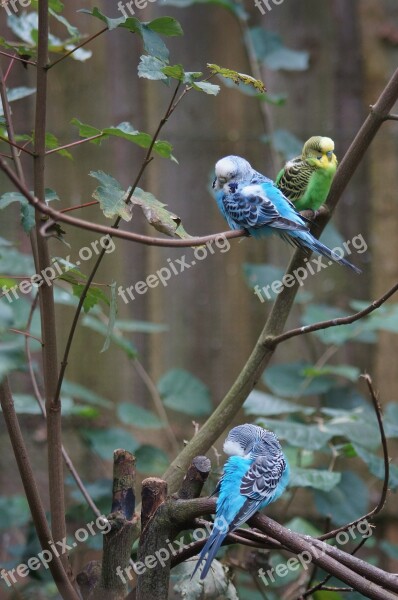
{"left": 326, "top": 151, "right": 333, "bottom": 162}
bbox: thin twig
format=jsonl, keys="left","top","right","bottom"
{"left": 0, "top": 155, "right": 244, "bottom": 246}
{"left": 8, "top": 328, "right": 43, "bottom": 344}
{"left": 319, "top": 375, "right": 389, "bottom": 541}
{"left": 24, "top": 294, "right": 102, "bottom": 518}
{"left": 269, "top": 281, "right": 398, "bottom": 348}
{"left": 302, "top": 537, "right": 367, "bottom": 598}
{"left": 0, "top": 379, "right": 79, "bottom": 600}
{"left": 0, "top": 134, "right": 36, "bottom": 156}
{"left": 47, "top": 27, "right": 108, "bottom": 70}
{"left": 33, "top": 0, "right": 71, "bottom": 580}
{"left": 45, "top": 134, "right": 104, "bottom": 155}
{"left": 0, "top": 49, "right": 37, "bottom": 66}
{"left": 59, "top": 200, "right": 99, "bottom": 213}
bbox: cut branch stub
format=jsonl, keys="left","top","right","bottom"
{"left": 177, "top": 455, "right": 212, "bottom": 500}
{"left": 111, "top": 449, "right": 136, "bottom": 520}
{"left": 77, "top": 450, "right": 138, "bottom": 600}
{"left": 141, "top": 477, "right": 168, "bottom": 533}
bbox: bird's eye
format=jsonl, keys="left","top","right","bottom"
{"left": 317, "top": 155, "right": 322, "bottom": 160}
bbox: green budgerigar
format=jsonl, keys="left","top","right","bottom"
{"left": 275, "top": 136, "right": 338, "bottom": 213}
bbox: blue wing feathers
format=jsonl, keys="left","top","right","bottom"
{"left": 213, "top": 161, "right": 361, "bottom": 273}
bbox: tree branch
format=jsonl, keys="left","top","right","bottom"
{"left": 0, "top": 50, "right": 36, "bottom": 66}
{"left": 33, "top": 0, "right": 71, "bottom": 578}
{"left": 47, "top": 28, "right": 108, "bottom": 70}
{"left": 271, "top": 281, "right": 398, "bottom": 347}
{"left": 77, "top": 450, "right": 138, "bottom": 600}
{"left": 0, "top": 156, "right": 245, "bottom": 247}
{"left": 162, "top": 66, "right": 398, "bottom": 494}
{"left": 0, "top": 378, "right": 79, "bottom": 600}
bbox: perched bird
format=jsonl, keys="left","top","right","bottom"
{"left": 275, "top": 136, "right": 338, "bottom": 212}
{"left": 212, "top": 155, "right": 360, "bottom": 273}
{"left": 193, "top": 424, "right": 290, "bottom": 580}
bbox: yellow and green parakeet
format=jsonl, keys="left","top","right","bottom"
{"left": 275, "top": 136, "right": 338, "bottom": 212}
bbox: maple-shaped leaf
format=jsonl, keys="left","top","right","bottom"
{"left": 131, "top": 188, "right": 191, "bottom": 239}
{"left": 89, "top": 171, "right": 132, "bottom": 222}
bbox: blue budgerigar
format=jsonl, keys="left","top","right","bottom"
{"left": 212, "top": 155, "right": 361, "bottom": 273}
{"left": 192, "top": 424, "right": 290, "bottom": 580}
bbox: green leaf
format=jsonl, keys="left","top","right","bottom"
{"left": 81, "top": 427, "right": 140, "bottom": 460}
{"left": 0, "top": 190, "right": 35, "bottom": 233}
{"left": 82, "top": 315, "right": 138, "bottom": 358}
{"left": 72, "top": 119, "right": 173, "bottom": 159}
{"left": 44, "top": 132, "right": 73, "bottom": 159}
{"left": 138, "top": 55, "right": 168, "bottom": 80}
{"left": 131, "top": 188, "right": 191, "bottom": 238}
{"left": 191, "top": 81, "right": 220, "bottom": 95}
{"left": 78, "top": 7, "right": 127, "bottom": 30}
{"left": 7, "top": 13, "right": 38, "bottom": 45}
{"left": 207, "top": 64, "right": 266, "bottom": 93}
{"left": 147, "top": 17, "right": 183, "bottom": 37}
{"left": 31, "top": 0, "right": 64, "bottom": 12}
{"left": 49, "top": 9, "right": 80, "bottom": 38}
{"left": 80, "top": 9, "right": 175, "bottom": 60}
{"left": 263, "top": 361, "right": 338, "bottom": 398}
{"left": 2, "top": 394, "right": 79, "bottom": 416}
{"left": 62, "top": 380, "right": 112, "bottom": 408}
{"left": 256, "top": 418, "right": 332, "bottom": 450}
{"left": 0, "top": 188, "right": 59, "bottom": 233}
{"left": 325, "top": 409, "right": 381, "bottom": 450}
{"left": 135, "top": 445, "right": 170, "bottom": 475}
{"left": 248, "top": 28, "right": 310, "bottom": 71}
{"left": 103, "top": 122, "right": 153, "bottom": 148}
{"left": 244, "top": 390, "right": 315, "bottom": 416}
{"left": 302, "top": 365, "right": 360, "bottom": 383}
{"left": 162, "top": 63, "right": 185, "bottom": 80}
{"left": 70, "top": 117, "right": 103, "bottom": 141}
{"left": 290, "top": 467, "right": 341, "bottom": 492}
{"left": 117, "top": 403, "right": 164, "bottom": 429}
{"left": 242, "top": 263, "right": 312, "bottom": 304}
{"left": 0, "top": 495, "right": 30, "bottom": 530}
{"left": 72, "top": 283, "right": 110, "bottom": 313}
{"left": 284, "top": 517, "right": 322, "bottom": 537}
{"left": 89, "top": 170, "right": 131, "bottom": 222}
{"left": 261, "top": 129, "right": 303, "bottom": 161}
{"left": 314, "top": 471, "right": 369, "bottom": 526}
{"left": 353, "top": 444, "right": 398, "bottom": 490}
{"left": 129, "top": 23, "right": 169, "bottom": 61}
{"left": 158, "top": 368, "right": 212, "bottom": 416}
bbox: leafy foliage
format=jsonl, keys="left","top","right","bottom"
{"left": 72, "top": 120, "right": 174, "bottom": 159}
{"left": 207, "top": 63, "right": 266, "bottom": 93}
{"left": 158, "top": 368, "right": 212, "bottom": 416}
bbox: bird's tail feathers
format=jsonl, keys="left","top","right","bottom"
{"left": 191, "top": 526, "right": 228, "bottom": 581}
{"left": 295, "top": 232, "right": 361, "bottom": 274}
